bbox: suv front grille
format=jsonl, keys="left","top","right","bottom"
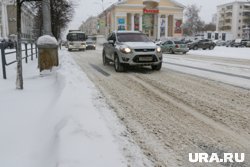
{"left": 133, "top": 55, "right": 157, "bottom": 63}
{"left": 134, "top": 49, "right": 155, "bottom": 52}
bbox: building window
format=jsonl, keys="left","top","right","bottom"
{"left": 239, "top": 20, "right": 241, "bottom": 23}
{"left": 238, "top": 34, "right": 241, "bottom": 37}
{"left": 208, "top": 33, "right": 211, "bottom": 39}
{"left": 215, "top": 33, "right": 219, "bottom": 40}
{"left": 240, "top": 6, "right": 242, "bottom": 9}
{"left": 239, "top": 27, "right": 241, "bottom": 30}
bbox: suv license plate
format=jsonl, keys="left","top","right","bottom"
{"left": 139, "top": 57, "right": 153, "bottom": 61}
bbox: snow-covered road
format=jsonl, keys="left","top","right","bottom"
{"left": 72, "top": 46, "right": 250, "bottom": 167}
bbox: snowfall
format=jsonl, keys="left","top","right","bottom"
{"left": 0, "top": 46, "right": 151, "bottom": 167}
{"left": 0, "top": 45, "right": 250, "bottom": 167}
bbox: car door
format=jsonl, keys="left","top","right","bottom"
{"left": 161, "top": 41, "right": 169, "bottom": 53}
{"left": 105, "top": 33, "right": 115, "bottom": 59}
{"left": 198, "top": 40, "right": 204, "bottom": 48}
{"left": 109, "top": 33, "right": 117, "bottom": 60}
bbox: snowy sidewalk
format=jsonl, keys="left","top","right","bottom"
{"left": 0, "top": 49, "right": 149, "bottom": 167}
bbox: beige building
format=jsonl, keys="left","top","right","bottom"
{"left": 98, "top": 0, "right": 184, "bottom": 39}
{"left": 217, "top": 1, "right": 250, "bottom": 39}
{"left": 79, "top": 16, "right": 98, "bottom": 35}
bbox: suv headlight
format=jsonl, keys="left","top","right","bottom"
{"left": 156, "top": 47, "right": 161, "bottom": 53}
{"left": 120, "top": 47, "right": 132, "bottom": 54}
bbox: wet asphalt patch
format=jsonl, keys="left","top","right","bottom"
{"left": 89, "top": 64, "right": 110, "bottom": 77}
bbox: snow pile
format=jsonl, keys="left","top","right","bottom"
{"left": 189, "top": 47, "right": 250, "bottom": 60}
{"left": 37, "top": 35, "right": 58, "bottom": 46}
{"left": 0, "top": 50, "right": 134, "bottom": 167}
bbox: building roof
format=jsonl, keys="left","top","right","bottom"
{"left": 217, "top": 0, "right": 249, "bottom": 8}
{"left": 98, "top": 0, "right": 185, "bottom": 17}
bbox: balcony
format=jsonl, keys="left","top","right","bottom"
{"left": 243, "top": 5, "right": 250, "bottom": 11}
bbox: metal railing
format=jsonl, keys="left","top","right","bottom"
{"left": 0, "top": 42, "right": 38, "bottom": 79}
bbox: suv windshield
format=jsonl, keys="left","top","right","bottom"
{"left": 117, "top": 33, "right": 151, "bottom": 42}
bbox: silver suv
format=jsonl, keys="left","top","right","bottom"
{"left": 102, "top": 31, "right": 162, "bottom": 72}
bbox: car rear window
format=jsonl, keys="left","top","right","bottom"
{"left": 174, "top": 41, "right": 184, "bottom": 44}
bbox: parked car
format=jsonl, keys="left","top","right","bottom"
{"left": 214, "top": 40, "right": 226, "bottom": 46}
{"left": 241, "top": 39, "right": 250, "bottom": 47}
{"left": 0, "top": 38, "right": 15, "bottom": 49}
{"left": 7, "top": 39, "right": 15, "bottom": 49}
{"left": 161, "top": 40, "right": 189, "bottom": 54}
{"left": 86, "top": 40, "right": 96, "bottom": 50}
{"left": 226, "top": 40, "right": 235, "bottom": 47}
{"left": 188, "top": 39, "right": 216, "bottom": 50}
{"left": 246, "top": 41, "right": 250, "bottom": 47}
{"left": 102, "top": 31, "right": 162, "bottom": 72}
{"left": 232, "top": 39, "right": 244, "bottom": 47}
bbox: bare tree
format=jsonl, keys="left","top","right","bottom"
{"left": 183, "top": 4, "right": 205, "bottom": 36}
{"left": 203, "top": 23, "right": 216, "bottom": 32}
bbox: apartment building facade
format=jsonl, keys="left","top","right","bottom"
{"left": 98, "top": 0, "right": 184, "bottom": 39}
{"left": 217, "top": 1, "right": 250, "bottom": 39}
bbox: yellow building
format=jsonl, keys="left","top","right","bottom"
{"left": 98, "top": 0, "right": 185, "bottom": 39}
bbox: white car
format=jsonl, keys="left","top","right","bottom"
{"left": 102, "top": 31, "right": 163, "bottom": 72}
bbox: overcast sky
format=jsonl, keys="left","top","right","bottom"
{"left": 68, "top": 0, "right": 248, "bottom": 30}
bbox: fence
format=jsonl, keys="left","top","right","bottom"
{"left": 0, "top": 42, "right": 38, "bottom": 79}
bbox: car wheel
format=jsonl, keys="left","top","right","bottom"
{"left": 194, "top": 46, "right": 198, "bottom": 50}
{"left": 209, "top": 45, "right": 214, "bottom": 50}
{"left": 102, "top": 51, "right": 108, "bottom": 66}
{"left": 169, "top": 48, "right": 175, "bottom": 54}
{"left": 114, "top": 55, "right": 125, "bottom": 72}
{"left": 151, "top": 62, "right": 162, "bottom": 71}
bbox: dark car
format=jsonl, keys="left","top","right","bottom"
{"left": 0, "top": 39, "right": 15, "bottom": 49}
{"left": 241, "top": 40, "right": 250, "bottom": 47}
{"left": 7, "top": 39, "right": 15, "bottom": 49}
{"left": 86, "top": 40, "right": 96, "bottom": 50}
{"left": 226, "top": 40, "right": 235, "bottom": 47}
{"left": 188, "top": 39, "right": 216, "bottom": 50}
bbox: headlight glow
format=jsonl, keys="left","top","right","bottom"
{"left": 120, "top": 47, "right": 132, "bottom": 53}
{"left": 156, "top": 47, "right": 161, "bottom": 53}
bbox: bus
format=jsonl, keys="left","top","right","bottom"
{"left": 66, "top": 30, "right": 87, "bottom": 51}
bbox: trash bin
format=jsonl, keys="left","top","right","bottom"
{"left": 37, "top": 35, "right": 58, "bottom": 72}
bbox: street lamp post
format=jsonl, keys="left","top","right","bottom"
{"left": 42, "top": 0, "right": 52, "bottom": 35}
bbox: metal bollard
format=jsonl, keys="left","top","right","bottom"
{"left": 25, "top": 43, "right": 28, "bottom": 63}
{"left": 31, "top": 43, "right": 33, "bottom": 61}
{"left": 0, "top": 43, "right": 7, "bottom": 79}
{"left": 35, "top": 44, "right": 38, "bottom": 58}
